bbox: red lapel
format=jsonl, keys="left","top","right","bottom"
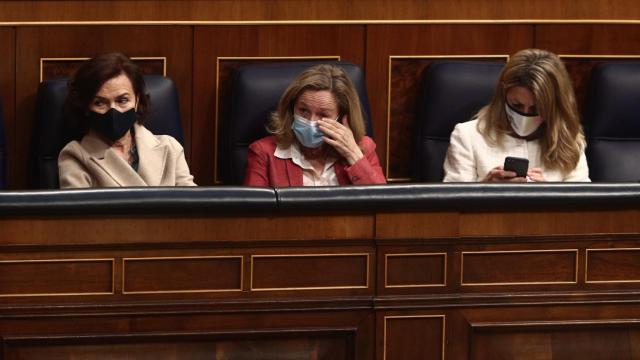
{"left": 284, "top": 158, "right": 304, "bottom": 186}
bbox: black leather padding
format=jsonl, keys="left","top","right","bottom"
{"left": 0, "top": 100, "right": 6, "bottom": 189}
{"left": 585, "top": 62, "right": 640, "bottom": 181}
{"left": 0, "top": 184, "right": 636, "bottom": 216}
{"left": 414, "top": 61, "right": 504, "bottom": 182}
{"left": 275, "top": 183, "right": 640, "bottom": 212}
{"left": 33, "top": 75, "right": 184, "bottom": 189}
{"left": 0, "top": 187, "right": 277, "bottom": 216}
{"left": 222, "top": 61, "right": 373, "bottom": 185}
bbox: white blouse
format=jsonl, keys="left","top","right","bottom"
{"left": 274, "top": 142, "right": 339, "bottom": 186}
{"left": 443, "top": 119, "right": 590, "bottom": 182}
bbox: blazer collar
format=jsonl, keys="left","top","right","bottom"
{"left": 81, "top": 123, "right": 167, "bottom": 186}
{"left": 134, "top": 124, "right": 168, "bottom": 186}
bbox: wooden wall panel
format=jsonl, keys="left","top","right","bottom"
{"left": 0, "top": 28, "right": 14, "bottom": 189}
{"left": 384, "top": 253, "right": 446, "bottom": 288}
{"left": 14, "top": 26, "right": 193, "bottom": 189}
{"left": 192, "top": 25, "right": 365, "bottom": 185}
{"left": 0, "top": 214, "right": 374, "bottom": 245}
{"left": 40, "top": 58, "right": 166, "bottom": 82}
{"left": 4, "top": 332, "right": 354, "bottom": 360}
{"left": 250, "top": 253, "right": 369, "bottom": 291}
{"left": 365, "top": 24, "right": 532, "bottom": 180}
{"left": 2, "top": 1, "right": 640, "bottom": 21}
{"left": 471, "top": 321, "right": 640, "bottom": 360}
{"left": 461, "top": 250, "right": 577, "bottom": 285}
{"left": 123, "top": 256, "right": 243, "bottom": 294}
{"left": 536, "top": 24, "right": 640, "bottom": 120}
{"left": 0, "top": 259, "right": 113, "bottom": 296}
{"left": 535, "top": 24, "right": 640, "bottom": 55}
{"left": 586, "top": 248, "right": 640, "bottom": 283}
{"left": 381, "top": 314, "right": 445, "bottom": 360}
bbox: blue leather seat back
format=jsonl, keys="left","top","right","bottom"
{"left": 585, "top": 62, "right": 640, "bottom": 181}
{"left": 34, "top": 75, "right": 184, "bottom": 188}
{"left": 414, "top": 61, "right": 504, "bottom": 182}
{"left": 223, "top": 61, "right": 372, "bottom": 185}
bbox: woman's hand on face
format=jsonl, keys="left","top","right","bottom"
{"left": 318, "top": 115, "right": 364, "bottom": 165}
{"left": 527, "top": 168, "right": 545, "bottom": 182}
{"left": 483, "top": 166, "right": 527, "bottom": 182}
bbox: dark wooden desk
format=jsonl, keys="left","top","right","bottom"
{"left": 0, "top": 185, "right": 639, "bottom": 359}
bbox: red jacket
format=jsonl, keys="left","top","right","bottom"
{"left": 244, "top": 135, "right": 386, "bottom": 187}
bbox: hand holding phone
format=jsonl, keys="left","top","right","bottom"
{"left": 503, "top": 156, "right": 529, "bottom": 178}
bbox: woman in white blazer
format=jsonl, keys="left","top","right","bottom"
{"left": 443, "top": 49, "right": 590, "bottom": 182}
{"left": 58, "top": 53, "right": 196, "bottom": 188}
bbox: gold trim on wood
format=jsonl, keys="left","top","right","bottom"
{"left": 214, "top": 55, "right": 341, "bottom": 183}
{"left": 39, "top": 56, "right": 167, "bottom": 82}
{"left": 383, "top": 314, "right": 446, "bottom": 360}
{"left": 585, "top": 248, "right": 640, "bottom": 284}
{"left": 0, "top": 258, "right": 115, "bottom": 297}
{"left": 471, "top": 318, "right": 640, "bottom": 329}
{"left": 385, "top": 55, "right": 509, "bottom": 182}
{"left": 384, "top": 253, "right": 447, "bottom": 288}
{"left": 559, "top": 54, "right": 640, "bottom": 59}
{"left": 460, "top": 249, "right": 579, "bottom": 286}
{"left": 249, "top": 253, "right": 370, "bottom": 291}
{"left": 122, "top": 255, "right": 243, "bottom": 294}
{"left": 5, "top": 20, "right": 640, "bottom": 26}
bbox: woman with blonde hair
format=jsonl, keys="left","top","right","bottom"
{"left": 244, "top": 64, "right": 386, "bottom": 186}
{"left": 443, "top": 48, "right": 590, "bottom": 182}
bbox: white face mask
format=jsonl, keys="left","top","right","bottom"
{"left": 505, "top": 103, "right": 543, "bottom": 137}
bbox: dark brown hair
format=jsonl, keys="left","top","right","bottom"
{"left": 64, "top": 52, "right": 149, "bottom": 138}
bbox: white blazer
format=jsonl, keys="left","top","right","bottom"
{"left": 443, "top": 119, "right": 590, "bottom": 182}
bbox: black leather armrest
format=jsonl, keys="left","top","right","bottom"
{"left": 0, "top": 187, "right": 277, "bottom": 216}
{"left": 276, "top": 183, "right": 640, "bottom": 212}
{"left": 1, "top": 184, "right": 638, "bottom": 216}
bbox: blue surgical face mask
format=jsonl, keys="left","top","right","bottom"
{"left": 291, "top": 114, "right": 325, "bottom": 148}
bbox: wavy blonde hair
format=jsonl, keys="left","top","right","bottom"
{"left": 268, "top": 64, "right": 366, "bottom": 148}
{"left": 477, "top": 48, "right": 585, "bottom": 174}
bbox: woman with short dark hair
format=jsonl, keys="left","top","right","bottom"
{"left": 58, "top": 53, "right": 196, "bottom": 188}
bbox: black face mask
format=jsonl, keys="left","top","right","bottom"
{"left": 89, "top": 108, "right": 136, "bottom": 142}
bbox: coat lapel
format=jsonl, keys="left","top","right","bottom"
{"left": 134, "top": 124, "right": 168, "bottom": 186}
{"left": 334, "top": 161, "right": 348, "bottom": 185}
{"left": 284, "top": 159, "right": 303, "bottom": 186}
{"left": 93, "top": 150, "right": 148, "bottom": 186}
{"left": 82, "top": 126, "right": 148, "bottom": 187}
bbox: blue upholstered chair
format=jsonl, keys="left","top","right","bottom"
{"left": 33, "top": 75, "right": 184, "bottom": 188}
{"left": 221, "top": 61, "right": 373, "bottom": 185}
{"left": 413, "top": 61, "right": 504, "bottom": 182}
{"left": 585, "top": 62, "right": 640, "bottom": 181}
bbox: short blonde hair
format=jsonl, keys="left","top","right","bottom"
{"left": 268, "top": 64, "right": 366, "bottom": 148}
{"left": 477, "top": 48, "right": 585, "bottom": 174}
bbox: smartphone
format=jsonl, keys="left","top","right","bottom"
{"left": 503, "top": 156, "right": 529, "bottom": 178}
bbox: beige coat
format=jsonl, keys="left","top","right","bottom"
{"left": 58, "top": 123, "right": 196, "bottom": 188}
